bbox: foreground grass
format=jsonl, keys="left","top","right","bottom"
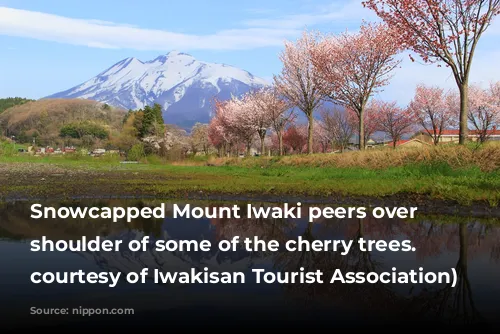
{"left": 0, "top": 143, "right": 499, "bottom": 207}
{"left": 209, "top": 142, "right": 500, "bottom": 172}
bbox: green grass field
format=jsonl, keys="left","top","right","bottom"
{"left": 0, "top": 144, "right": 499, "bottom": 206}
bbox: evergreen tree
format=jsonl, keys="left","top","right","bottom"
{"left": 141, "top": 103, "right": 165, "bottom": 137}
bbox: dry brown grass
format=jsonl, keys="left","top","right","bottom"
{"left": 0, "top": 98, "right": 126, "bottom": 138}
{"left": 170, "top": 160, "right": 207, "bottom": 166}
{"left": 207, "top": 142, "right": 500, "bottom": 172}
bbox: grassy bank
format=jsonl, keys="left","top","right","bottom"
{"left": 207, "top": 142, "right": 500, "bottom": 172}
{"left": 0, "top": 144, "right": 499, "bottom": 208}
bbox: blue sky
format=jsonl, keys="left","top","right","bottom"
{"left": 1, "top": 0, "right": 500, "bottom": 104}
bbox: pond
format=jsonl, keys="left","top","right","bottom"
{"left": 1, "top": 199, "right": 499, "bottom": 330}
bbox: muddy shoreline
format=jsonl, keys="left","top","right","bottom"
{"left": 0, "top": 163, "right": 498, "bottom": 218}
{"left": 2, "top": 190, "right": 499, "bottom": 219}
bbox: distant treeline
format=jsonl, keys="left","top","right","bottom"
{"left": 0, "top": 97, "right": 35, "bottom": 114}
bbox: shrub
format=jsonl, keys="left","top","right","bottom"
{"left": 127, "top": 143, "right": 145, "bottom": 161}
{"left": 60, "top": 121, "right": 109, "bottom": 140}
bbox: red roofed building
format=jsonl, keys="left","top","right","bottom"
{"left": 413, "top": 127, "right": 500, "bottom": 144}
{"left": 438, "top": 127, "right": 500, "bottom": 143}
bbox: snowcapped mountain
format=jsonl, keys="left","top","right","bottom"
{"left": 47, "top": 51, "right": 269, "bottom": 128}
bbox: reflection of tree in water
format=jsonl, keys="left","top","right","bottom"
{"left": 76, "top": 214, "right": 295, "bottom": 286}
{"left": 275, "top": 214, "right": 500, "bottom": 324}
{"left": 406, "top": 224, "right": 484, "bottom": 325}
{"left": 273, "top": 221, "right": 339, "bottom": 301}
{"left": 274, "top": 217, "right": 400, "bottom": 311}
{"left": 4, "top": 199, "right": 498, "bottom": 325}
{"left": 355, "top": 216, "right": 496, "bottom": 325}
{"left": 403, "top": 218, "right": 500, "bottom": 262}
{"left": 491, "top": 243, "right": 500, "bottom": 263}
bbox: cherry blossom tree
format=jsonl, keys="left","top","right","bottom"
{"left": 189, "top": 122, "right": 211, "bottom": 155}
{"left": 313, "top": 119, "right": 330, "bottom": 152}
{"left": 347, "top": 105, "right": 379, "bottom": 148}
{"left": 273, "top": 109, "right": 296, "bottom": 156}
{"left": 283, "top": 125, "right": 307, "bottom": 154}
{"left": 207, "top": 118, "right": 224, "bottom": 156}
{"left": 373, "top": 100, "right": 415, "bottom": 149}
{"left": 250, "top": 87, "right": 294, "bottom": 156}
{"left": 293, "top": 122, "right": 325, "bottom": 153}
{"left": 209, "top": 97, "right": 251, "bottom": 156}
{"left": 274, "top": 31, "right": 323, "bottom": 154}
{"left": 319, "top": 107, "right": 355, "bottom": 152}
{"left": 225, "top": 95, "right": 260, "bottom": 155}
{"left": 242, "top": 90, "right": 272, "bottom": 155}
{"left": 363, "top": 0, "right": 500, "bottom": 145}
{"left": 408, "top": 84, "right": 458, "bottom": 145}
{"left": 268, "top": 131, "right": 280, "bottom": 155}
{"left": 310, "top": 22, "right": 401, "bottom": 150}
{"left": 210, "top": 90, "right": 293, "bottom": 157}
{"left": 208, "top": 99, "right": 234, "bottom": 157}
{"left": 468, "top": 82, "right": 500, "bottom": 143}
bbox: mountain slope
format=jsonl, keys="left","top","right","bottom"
{"left": 47, "top": 51, "right": 269, "bottom": 128}
{"left": 0, "top": 99, "right": 126, "bottom": 144}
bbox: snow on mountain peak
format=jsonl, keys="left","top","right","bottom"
{"left": 167, "top": 50, "right": 190, "bottom": 57}
{"left": 47, "top": 51, "right": 269, "bottom": 128}
{"left": 150, "top": 51, "right": 195, "bottom": 64}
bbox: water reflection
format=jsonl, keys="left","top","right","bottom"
{"left": 0, "top": 200, "right": 499, "bottom": 329}
{"left": 407, "top": 224, "right": 481, "bottom": 324}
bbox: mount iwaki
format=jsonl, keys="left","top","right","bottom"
{"left": 47, "top": 51, "right": 269, "bottom": 129}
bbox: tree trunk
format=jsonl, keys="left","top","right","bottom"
{"left": 278, "top": 132, "right": 283, "bottom": 156}
{"left": 305, "top": 221, "right": 313, "bottom": 239}
{"left": 358, "top": 218, "right": 364, "bottom": 238}
{"left": 307, "top": 113, "right": 314, "bottom": 154}
{"left": 459, "top": 83, "right": 469, "bottom": 145}
{"left": 246, "top": 141, "right": 251, "bottom": 156}
{"left": 392, "top": 139, "right": 397, "bottom": 149}
{"left": 358, "top": 111, "right": 365, "bottom": 151}
{"left": 260, "top": 135, "right": 265, "bottom": 156}
{"left": 459, "top": 223, "right": 467, "bottom": 268}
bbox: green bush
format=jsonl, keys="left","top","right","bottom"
{"left": 0, "top": 141, "right": 15, "bottom": 156}
{"left": 60, "top": 121, "right": 109, "bottom": 139}
{"left": 127, "top": 143, "right": 145, "bottom": 161}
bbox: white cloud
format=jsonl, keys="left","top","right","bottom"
{"left": 0, "top": 7, "right": 296, "bottom": 50}
{"left": 242, "top": 1, "right": 376, "bottom": 30}
{"left": 0, "top": 1, "right": 374, "bottom": 51}
{"left": 0, "top": 6, "right": 305, "bottom": 51}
